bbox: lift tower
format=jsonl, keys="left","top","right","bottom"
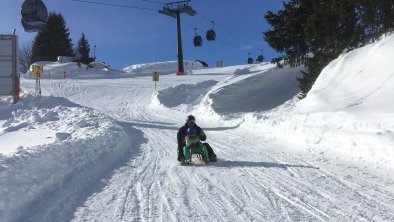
{"left": 159, "top": 1, "right": 196, "bottom": 75}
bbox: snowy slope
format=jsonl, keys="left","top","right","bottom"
{"left": 295, "top": 34, "right": 394, "bottom": 170}
{"left": 1, "top": 34, "right": 394, "bottom": 221}
{"left": 0, "top": 95, "right": 134, "bottom": 221}
{"left": 299, "top": 34, "right": 394, "bottom": 114}
{"left": 23, "top": 61, "right": 125, "bottom": 79}
{"left": 123, "top": 60, "right": 206, "bottom": 76}
{"left": 239, "top": 34, "right": 394, "bottom": 173}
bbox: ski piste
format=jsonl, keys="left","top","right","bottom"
{"left": 3, "top": 32, "right": 394, "bottom": 221}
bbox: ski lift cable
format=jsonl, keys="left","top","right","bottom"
{"left": 181, "top": 18, "right": 248, "bottom": 52}
{"left": 182, "top": 19, "right": 247, "bottom": 52}
{"left": 133, "top": 0, "right": 166, "bottom": 4}
{"left": 197, "top": 12, "right": 262, "bottom": 53}
{"left": 71, "top": 0, "right": 158, "bottom": 11}
{"left": 71, "top": 0, "right": 262, "bottom": 55}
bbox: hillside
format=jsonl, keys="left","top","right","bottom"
{"left": 1, "top": 34, "right": 394, "bottom": 222}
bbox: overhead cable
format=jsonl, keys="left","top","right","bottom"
{"left": 197, "top": 12, "right": 262, "bottom": 53}
{"left": 71, "top": 0, "right": 158, "bottom": 11}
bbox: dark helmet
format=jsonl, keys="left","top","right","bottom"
{"left": 186, "top": 115, "right": 196, "bottom": 123}
{"left": 187, "top": 127, "right": 197, "bottom": 135}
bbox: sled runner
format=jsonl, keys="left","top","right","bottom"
{"left": 180, "top": 156, "right": 207, "bottom": 165}
{"left": 180, "top": 146, "right": 210, "bottom": 166}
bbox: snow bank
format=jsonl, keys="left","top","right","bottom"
{"left": 241, "top": 34, "right": 394, "bottom": 171}
{"left": 150, "top": 62, "right": 302, "bottom": 125}
{"left": 123, "top": 60, "right": 205, "bottom": 75}
{"left": 156, "top": 80, "right": 218, "bottom": 108}
{"left": 208, "top": 64, "right": 302, "bottom": 115}
{"left": 0, "top": 94, "right": 130, "bottom": 221}
{"left": 22, "top": 61, "right": 124, "bottom": 79}
{"left": 298, "top": 34, "right": 394, "bottom": 114}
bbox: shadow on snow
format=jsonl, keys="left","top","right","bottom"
{"left": 213, "top": 160, "right": 319, "bottom": 170}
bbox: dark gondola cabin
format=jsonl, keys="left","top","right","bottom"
{"left": 248, "top": 57, "right": 254, "bottom": 64}
{"left": 194, "top": 35, "right": 203, "bottom": 47}
{"left": 206, "top": 29, "right": 216, "bottom": 41}
{"left": 21, "top": 0, "right": 48, "bottom": 32}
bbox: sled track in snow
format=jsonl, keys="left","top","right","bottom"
{"left": 19, "top": 78, "right": 394, "bottom": 221}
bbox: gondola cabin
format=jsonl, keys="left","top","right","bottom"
{"left": 194, "top": 35, "right": 203, "bottom": 47}
{"left": 21, "top": 0, "right": 48, "bottom": 32}
{"left": 257, "top": 55, "right": 264, "bottom": 63}
{"left": 247, "top": 57, "right": 254, "bottom": 64}
{"left": 206, "top": 29, "right": 216, "bottom": 41}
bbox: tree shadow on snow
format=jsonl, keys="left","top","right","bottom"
{"left": 213, "top": 160, "right": 319, "bottom": 170}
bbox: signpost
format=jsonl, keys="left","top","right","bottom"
{"left": 32, "top": 64, "right": 43, "bottom": 95}
{"left": 152, "top": 71, "right": 159, "bottom": 90}
{"left": 0, "top": 35, "right": 19, "bottom": 103}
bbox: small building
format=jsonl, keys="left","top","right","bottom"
{"left": 195, "top": 60, "right": 208, "bottom": 67}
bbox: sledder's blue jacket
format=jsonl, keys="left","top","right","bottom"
{"left": 177, "top": 123, "right": 206, "bottom": 148}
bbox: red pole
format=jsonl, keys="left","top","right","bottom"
{"left": 15, "top": 76, "right": 20, "bottom": 102}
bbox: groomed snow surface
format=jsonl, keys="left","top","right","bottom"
{"left": 1, "top": 34, "right": 394, "bottom": 221}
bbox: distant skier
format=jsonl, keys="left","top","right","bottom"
{"left": 177, "top": 115, "right": 217, "bottom": 163}
{"left": 183, "top": 127, "right": 210, "bottom": 163}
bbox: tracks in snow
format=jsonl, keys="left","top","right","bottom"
{"left": 24, "top": 78, "right": 394, "bottom": 221}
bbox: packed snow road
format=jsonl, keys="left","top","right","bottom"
{"left": 20, "top": 73, "right": 394, "bottom": 222}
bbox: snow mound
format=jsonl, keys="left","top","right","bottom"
{"left": 123, "top": 60, "right": 206, "bottom": 75}
{"left": 208, "top": 65, "right": 303, "bottom": 115}
{"left": 156, "top": 80, "right": 218, "bottom": 108}
{"left": 0, "top": 94, "right": 131, "bottom": 221}
{"left": 298, "top": 34, "right": 394, "bottom": 114}
{"left": 22, "top": 61, "right": 124, "bottom": 79}
{"left": 241, "top": 33, "right": 394, "bottom": 172}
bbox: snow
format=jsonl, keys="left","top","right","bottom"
{"left": 123, "top": 60, "right": 206, "bottom": 76}
{"left": 24, "top": 61, "right": 125, "bottom": 79}
{"left": 1, "top": 34, "right": 394, "bottom": 221}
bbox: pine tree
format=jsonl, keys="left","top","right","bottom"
{"left": 296, "top": 0, "right": 360, "bottom": 98}
{"left": 30, "top": 12, "right": 74, "bottom": 64}
{"left": 76, "top": 33, "right": 94, "bottom": 66}
{"left": 379, "top": 0, "right": 394, "bottom": 33}
{"left": 264, "top": 0, "right": 313, "bottom": 67}
{"left": 19, "top": 42, "right": 32, "bottom": 73}
{"left": 264, "top": 0, "right": 386, "bottom": 99}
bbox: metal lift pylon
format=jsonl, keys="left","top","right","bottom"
{"left": 159, "top": 1, "right": 196, "bottom": 76}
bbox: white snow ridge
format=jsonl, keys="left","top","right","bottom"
{"left": 1, "top": 35, "right": 394, "bottom": 221}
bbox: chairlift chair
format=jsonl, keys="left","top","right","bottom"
{"left": 21, "top": 0, "right": 48, "bottom": 32}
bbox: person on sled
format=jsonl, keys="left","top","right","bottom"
{"left": 177, "top": 115, "right": 217, "bottom": 163}
{"left": 183, "top": 127, "right": 209, "bottom": 163}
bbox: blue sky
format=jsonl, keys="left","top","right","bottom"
{"left": 1, "top": 0, "right": 285, "bottom": 69}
